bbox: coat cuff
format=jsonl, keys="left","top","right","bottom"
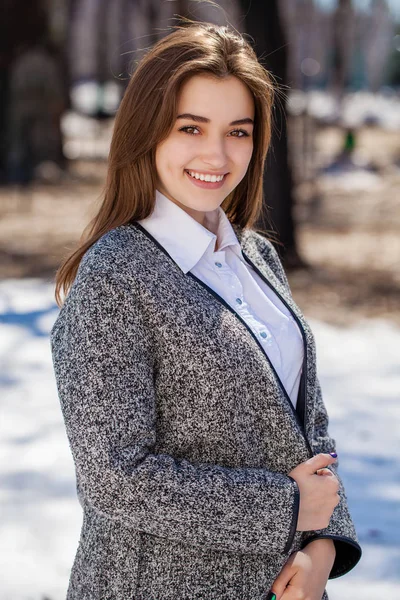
{"left": 301, "top": 534, "right": 362, "bottom": 578}
{"left": 284, "top": 476, "right": 300, "bottom": 553}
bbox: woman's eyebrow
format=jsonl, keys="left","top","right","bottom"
{"left": 176, "top": 113, "right": 254, "bottom": 126}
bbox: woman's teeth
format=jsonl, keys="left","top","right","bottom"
{"left": 187, "top": 170, "right": 225, "bottom": 182}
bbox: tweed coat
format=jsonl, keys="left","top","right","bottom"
{"left": 50, "top": 220, "right": 362, "bottom": 600}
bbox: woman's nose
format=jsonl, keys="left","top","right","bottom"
{"left": 201, "top": 137, "right": 228, "bottom": 168}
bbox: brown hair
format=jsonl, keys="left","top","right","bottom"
{"left": 55, "top": 20, "right": 276, "bottom": 305}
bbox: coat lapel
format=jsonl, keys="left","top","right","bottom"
{"left": 235, "top": 226, "right": 318, "bottom": 446}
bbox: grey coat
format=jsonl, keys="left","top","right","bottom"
{"left": 50, "top": 221, "right": 362, "bottom": 600}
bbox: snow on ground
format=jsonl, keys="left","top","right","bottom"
{"left": 0, "top": 279, "right": 399, "bottom": 600}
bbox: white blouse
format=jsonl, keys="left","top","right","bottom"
{"left": 138, "top": 189, "right": 304, "bottom": 407}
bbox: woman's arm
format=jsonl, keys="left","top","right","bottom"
{"left": 256, "top": 236, "right": 362, "bottom": 577}
{"left": 300, "top": 377, "right": 362, "bottom": 578}
{"left": 271, "top": 538, "right": 336, "bottom": 600}
{"left": 51, "top": 269, "right": 300, "bottom": 555}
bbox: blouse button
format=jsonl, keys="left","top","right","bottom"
{"left": 260, "top": 331, "right": 268, "bottom": 339}
{"left": 236, "top": 298, "right": 243, "bottom": 305}
{"left": 215, "top": 262, "right": 222, "bottom": 268}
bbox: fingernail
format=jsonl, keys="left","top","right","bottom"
{"left": 330, "top": 452, "right": 337, "bottom": 458}
{"left": 266, "top": 593, "right": 276, "bottom": 600}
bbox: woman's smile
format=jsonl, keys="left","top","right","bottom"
{"left": 184, "top": 169, "right": 229, "bottom": 189}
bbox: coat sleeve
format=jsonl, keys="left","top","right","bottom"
{"left": 258, "top": 236, "right": 362, "bottom": 577}
{"left": 50, "top": 269, "right": 300, "bottom": 555}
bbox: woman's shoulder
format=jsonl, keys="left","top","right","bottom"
{"left": 240, "top": 227, "right": 278, "bottom": 257}
{"left": 239, "top": 227, "right": 291, "bottom": 291}
{"left": 56, "top": 225, "right": 147, "bottom": 313}
{"left": 51, "top": 225, "right": 147, "bottom": 338}
{"left": 77, "top": 223, "right": 148, "bottom": 279}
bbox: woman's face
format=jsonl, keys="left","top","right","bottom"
{"left": 155, "top": 74, "right": 255, "bottom": 226}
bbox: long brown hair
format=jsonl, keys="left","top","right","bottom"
{"left": 55, "top": 20, "right": 276, "bottom": 306}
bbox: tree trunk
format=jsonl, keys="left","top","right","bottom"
{"left": 240, "top": 0, "right": 304, "bottom": 266}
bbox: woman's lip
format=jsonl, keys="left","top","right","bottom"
{"left": 185, "top": 170, "right": 228, "bottom": 177}
{"left": 184, "top": 170, "right": 228, "bottom": 189}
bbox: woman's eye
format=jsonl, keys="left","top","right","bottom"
{"left": 178, "top": 126, "right": 250, "bottom": 137}
{"left": 230, "top": 129, "right": 249, "bottom": 137}
{"left": 179, "top": 126, "right": 200, "bottom": 135}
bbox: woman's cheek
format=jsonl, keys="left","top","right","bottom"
{"left": 230, "top": 137, "right": 253, "bottom": 160}
{"left": 175, "top": 142, "right": 197, "bottom": 168}
{"left": 235, "top": 146, "right": 253, "bottom": 174}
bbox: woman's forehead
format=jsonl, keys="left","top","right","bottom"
{"left": 177, "top": 74, "right": 255, "bottom": 120}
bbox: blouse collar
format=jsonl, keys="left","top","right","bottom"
{"left": 137, "top": 189, "right": 245, "bottom": 274}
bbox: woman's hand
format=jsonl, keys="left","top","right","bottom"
{"left": 288, "top": 453, "right": 340, "bottom": 531}
{"left": 269, "top": 538, "right": 336, "bottom": 600}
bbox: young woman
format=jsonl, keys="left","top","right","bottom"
{"left": 51, "top": 22, "right": 361, "bottom": 600}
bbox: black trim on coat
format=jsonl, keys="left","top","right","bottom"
{"left": 301, "top": 534, "right": 362, "bottom": 579}
{"left": 186, "top": 270, "right": 309, "bottom": 440}
{"left": 241, "top": 251, "right": 308, "bottom": 433}
{"left": 284, "top": 476, "right": 300, "bottom": 554}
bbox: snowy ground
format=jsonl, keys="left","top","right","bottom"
{"left": 0, "top": 279, "right": 399, "bottom": 600}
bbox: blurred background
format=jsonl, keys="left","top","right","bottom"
{"left": 0, "top": 1, "right": 399, "bottom": 599}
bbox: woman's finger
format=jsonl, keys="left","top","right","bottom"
{"left": 280, "top": 585, "right": 305, "bottom": 599}
{"left": 316, "top": 467, "right": 334, "bottom": 476}
{"left": 268, "top": 564, "right": 295, "bottom": 599}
